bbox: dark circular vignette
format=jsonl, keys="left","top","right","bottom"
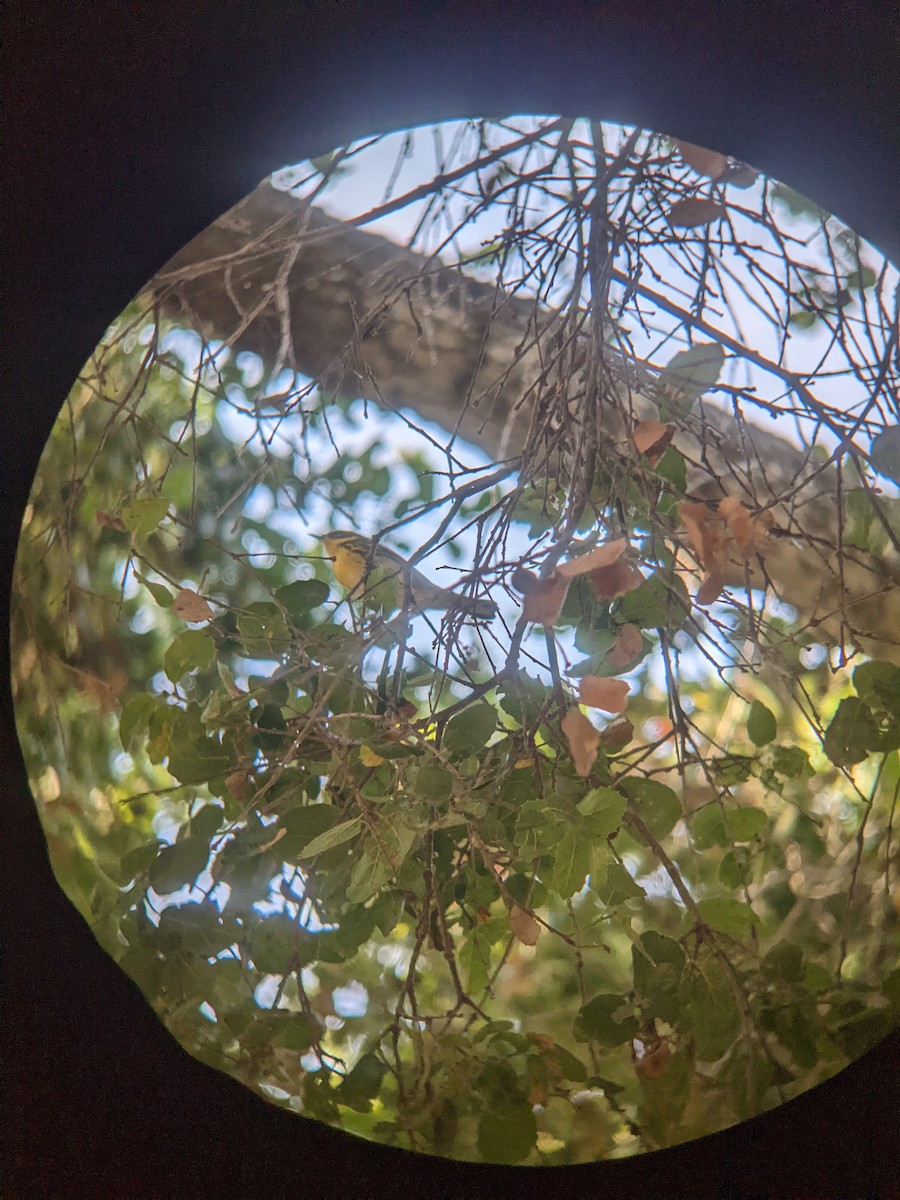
{"left": 4, "top": 2, "right": 899, "bottom": 1197}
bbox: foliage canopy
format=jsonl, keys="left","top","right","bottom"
{"left": 12, "top": 117, "right": 899, "bottom": 1164}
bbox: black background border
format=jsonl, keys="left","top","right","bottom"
{"left": 4, "top": 3, "right": 899, "bottom": 1196}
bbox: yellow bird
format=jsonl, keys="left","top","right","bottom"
{"left": 321, "top": 530, "right": 497, "bottom": 620}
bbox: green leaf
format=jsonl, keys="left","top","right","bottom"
{"left": 614, "top": 571, "right": 690, "bottom": 631}
{"left": 166, "top": 734, "right": 229, "bottom": 784}
{"left": 657, "top": 343, "right": 725, "bottom": 415}
{"left": 237, "top": 602, "right": 291, "bottom": 657}
{"left": 789, "top": 309, "right": 817, "bottom": 330}
{"left": 120, "top": 494, "right": 170, "bottom": 536}
{"left": 654, "top": 446, "right": 687, "bottom": 493}
{"left": 770, "top": 1006, "right": 818, "bottom": 1069}
{"left": 747, "top": 700, "right": 776, "bottom": 746}
{"left": 497, "top": 672, "right": 547, "bottom": 728}
{"left": 346, "top": 844, "right": 393, "bottom": 904}
{"left": 326, "top": 902, "right": 380, "bottom": 958}
{"left": 299, "top": 816, "right": 362, "bottom": 858}
{"left": 191, "top": 803, "right": 225, "bottom": 842}
{"left": 119, "top": 692, "right": 158, "bottom": 749}
{"left": 853, "top": 661, "right": 900, "bottom": 717}
{"left": 278, "top": 805, "right": 342, "bottom": 860}
{"left": 834, "top": 1007, "right": 894, "bottom": 1060}
{"left": 551, "top": 829, "right": 591, "bottom": 898}
{"left": 146, "top": 703, "right": 180, "bottom": 764}
{"left": 620, "top": 777, "right": 682, "bottom": 838}
{"left": 461, "top": 925, "right": 492, "bottom": 995}
{"left": 250, "top": 913, "right": 311, "bottom": 974}
{"left": 273, "top": 1015, "right": 317, "bottom": 1051}
{"left": 114, "top": 839, "right": 162, "bottom": 884}
{"left": 575, "top": 994, "right": 639, "bottom": 1047}
{"left": 632, "top": 932, "right": 685, "bottom": 1024}
{"left": 690, "top": 803, "right": 728, "bottom": 849}
{"left": 718, "top": 850, "right": 744, "bottom": 889}
{"left": 164, "top": 629, "right": 216, "bottom": 682}
{"left": 696, "top": 896, "right": 756, "bottom": 938}
{"left": 415, "top": 762, "right": 454, "bottom": 802}
{"left": 823, "top": 697, "right": 880, "bottom": 766}
{"left": 882, "top": 967, "right": 900, "bottom": 1011}
{"left": 442, "top": 702, "right": 497, "bottom": 757}
{"left": 593, "top": 861, "right": 644, "bottom": 904}
{"left": 135, "top": 573, "right": 174, "bottom": 607}
{"left": 539, "top": 1041, "right": 588, "bottom": 1083}
{"left": 708, "top": 754, "right": 754, "bottom": 785}
{"left": 477, "top": 1094, "right": 537, "bottom": 1165}
{"left": 636, "top": 930, "right": 685, "bottom": 977}
{"left": 370, "top": 890, "right": 405, "bottom": 937}
{"left": 504, "top": 873, "right": 547, "bottom": 907}
{"left": 771, "top": 182, "right": 825, "bottom": 220}
{"left": 148, "top": 837, "right": 210, "bottom": 894}
{"left": 338, "top": 1053, "right": 387, "bottom": 1113}
{"left": 577, "top": 786, "right": 626, "bottom": 835}
{"left": 870, "top": 426, "right": 900, "bottom": 484}
{"left": 762, "top": 941, "right": 804, "bottom": 984}
{"left": 725, "top": 806, "right": 767, "bottom": 842}
{"left": 847, "top": 265, "right": 877, "bottom": 291}
{"left": 803, "top": 961, "right": 831, "bottom": 995}
{"left": 771, "top": 746, "right": 812, "bottom": 778}
{"left": 157, "top": 901, "right": 237, "bottom": 957}
{"left": 680, "top": 960, "right": 741, "bottom": 1060}
{"left": 276, "top": 578, "right": 331, "bottom": 614}
{"left": 255, "top": 702, "right": 287, "bottom": 732}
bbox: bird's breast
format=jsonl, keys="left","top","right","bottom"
{"left": 333, "top": 552, "right": 366, "bottom": 591}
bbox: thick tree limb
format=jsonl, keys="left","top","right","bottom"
{"left": 154, "top": 181, "right": 900, "bottom": 661}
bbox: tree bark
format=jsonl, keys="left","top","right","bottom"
{"left": 154, "top": 181, "right": 900, "bottom": 662}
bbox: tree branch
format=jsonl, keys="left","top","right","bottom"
{"left": 153, "top": 181, "right": 900, "bottom": 660}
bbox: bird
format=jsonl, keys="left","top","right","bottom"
{"left": 321, "top": 530, "right": 498, "bottom": 620}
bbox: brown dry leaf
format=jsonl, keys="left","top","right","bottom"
{"left": 722, "top": 163, "right": 759, "bottom": 188}
{"left": 679, "top": 501, "right": 728, "bottom": 572}
{"left": 632, "top": 419, "right": 676, "bottom": 464}
{"left": 579, "top": 675, "right": 630, "bottom": 714}
{"left": 719, "top": 495, "right": 773, "bottom": 557}
{"left": 561, "top": 708, "right": 600, "bottom": 777}
{"left": 528, "top": 1033, "right": 555, "bottom": 1051}
{"left": 609, "top": 623, "right": 644, "bottom": 670}
{"left": 718, "top": 496, "right": 753, "bottom": 554}
{"left": 589, "top": 559, "right": 644, "bottom": 600}
{"left": 695, "top": 571, "right": 725, "bottom": 606}
{"left": 96, "top": 510, "right": 127, "bottom": 531}
{"left": 523, "top": 570, "right": 570, "bottom": 624}
{"left": 673, "top": 139, "right": 728, "bottom": 180}
{"left": 224, "top": 770, "right": 250, "bottom": 802}
{"left": 172, "top": 587, "right": 215, "bottom": 622}
{"left": 668, "top": 197, "right": 727, "bottom": 228}
{"left": 634, "top": 1038, "right": 673, "bottom": 1080}
{"left": 384, "top": 697, "right": 417, "bottom": 742}
{"left": 509, "top": 903, "right": 541, "bottom": 946}
{"left": 680, "top": 501, "right": 712, "bottom": 559}
{"left": 600, "top": 718, "right": 635, "bottom": 750}
{"left": 77, "top": 668, "right": 128, "bottom": 712}
{"left": 557, "top": 538, "right": 627, "bottom": 577}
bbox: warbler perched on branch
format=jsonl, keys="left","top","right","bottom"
{"left": 321, "top": 530, "right": 498, "bottom": 620}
